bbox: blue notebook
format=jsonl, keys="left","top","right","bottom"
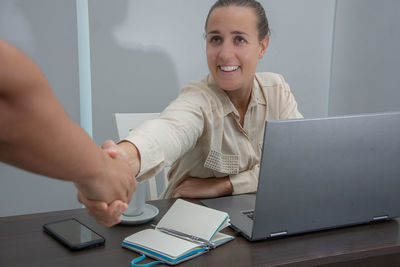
{"left": 122, "top": 199, "right": 234, "bottom": 265}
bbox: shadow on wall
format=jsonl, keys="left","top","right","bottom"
{"left": 0, "top": 0, "right": 82, "bottom": 216}
{"left": 89, "top": 0, "right": 179, "bottom": 144}
{"left": 0, "top": 0, "right": 80, "bottom": 118}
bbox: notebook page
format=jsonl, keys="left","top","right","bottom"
{"left": 220, "top": 220, "right": 231, "bottom": 230}
{"left": 210, "top": 232, "right": 234, "bottom": 245}
{"left": 157, "top": 199, "right": 229, "bottom": 241}
{"left": 124, "top": 229, "right": 200, "bottom": 259}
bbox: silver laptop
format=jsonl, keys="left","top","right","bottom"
{"left": 202, "top": 112, "right": 400, "bottom": 241}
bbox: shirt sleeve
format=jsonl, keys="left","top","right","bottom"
{"left": 123, "top": 88, "right": 206, "bottom": 182}
{"left": 278, "top": 74, "right": 304, "bottom": 119}
{"left": 229, "top": 164, "right": 260, "bottom": 195}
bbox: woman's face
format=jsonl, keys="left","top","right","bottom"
{"left": 206, "top": 6, "right": 269, "bottom": 93}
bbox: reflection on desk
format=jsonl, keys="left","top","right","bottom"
{"left": 1, "top": 198, "right": 400, "bottom": 267}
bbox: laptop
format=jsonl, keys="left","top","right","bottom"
{"left": 202, "top": 112, "right": 400, "bottom": 241}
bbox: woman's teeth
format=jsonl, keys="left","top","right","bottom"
{"left": 219, "top": 66, "right": 239, "bottom": 72}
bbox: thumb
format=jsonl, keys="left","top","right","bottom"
{"left": 102, "top": 140, "right": 119, "bottom": 158}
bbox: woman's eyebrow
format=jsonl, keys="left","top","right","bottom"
{"left": 206, "top": 30, "right": 249, "bottom": 36}
{"left": 206, "top": 30, "right": 221, "bottom": 35}
{"left": 231, "top": 31, "right": 249, "bottom": 36}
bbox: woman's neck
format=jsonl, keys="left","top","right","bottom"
{"left": 225, "top": 85, "right": 252, "bottom": 126}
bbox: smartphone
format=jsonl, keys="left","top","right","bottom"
{"left": 43, "top": 218, "right": 105, "bottom": 251}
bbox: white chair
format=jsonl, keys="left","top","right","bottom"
{"left": 113, "top": 113, "right": 168, "bottom": 200}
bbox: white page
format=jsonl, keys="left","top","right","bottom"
{"left": 157, "top": 199, "right": 229, "bottom": 241}
{"left": 210, "top": 232, "right": 234, "bottom": 245}
{"left": 124, "top": 229, "right": 200, "bottom": 259}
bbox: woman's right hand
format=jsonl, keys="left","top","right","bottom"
{"left": 78, "top": 192, "right": 126, "bottom": 227}
{"left": 76, "top": 140, "right": 140, "bottom": 227}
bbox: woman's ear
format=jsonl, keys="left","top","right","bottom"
{"left": 258, "top": 36, "right": 269, "bottom": 59}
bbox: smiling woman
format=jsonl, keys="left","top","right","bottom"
{"left": 79, "top": 0, "right": 303, "bottom": 227}
{"left": 205, "top": 4, "right": 269, "bottom": 124}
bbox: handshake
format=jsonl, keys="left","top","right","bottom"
{"left": 0, "top": 40, "right": 140, "bottom": 227}
{"left": 74, "top": 140, "right": 139, "bottom": 227}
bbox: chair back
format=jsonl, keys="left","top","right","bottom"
{"left": 114, "top": 113, "right": 168, "bottom": 200}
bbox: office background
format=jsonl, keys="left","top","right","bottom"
{"left": 1, "top": 0, "right": 399, "bottom": 216}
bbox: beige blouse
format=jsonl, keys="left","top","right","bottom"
{"left": 124, "top": 72, "right": 303, "bottom": 199}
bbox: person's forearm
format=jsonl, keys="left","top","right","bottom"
{"left": 0, "top": 91, "right": 108, "bottom": 184}
{"left": 0, "top": 40, "right": 106, "bottom": 184}
{"left": 172, "top": 176, "right": 233, "bottom": 198}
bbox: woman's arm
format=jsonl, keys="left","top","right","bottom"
{"left": 172, "top": 176, "right": 233, "bottom": 198}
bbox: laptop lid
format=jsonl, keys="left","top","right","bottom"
{"left": 204, "top": 112, "right": 400, "bottom": 241}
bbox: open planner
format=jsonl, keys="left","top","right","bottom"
{"left": 122, "top": 199, "right": 234, "bottom": 265}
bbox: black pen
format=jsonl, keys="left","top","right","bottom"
{"left": 151, "top": 224, "right": 216, "bottom": 250}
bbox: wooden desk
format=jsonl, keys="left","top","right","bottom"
{"left": 1, "top": 199, "right": 400, "bottom": 267}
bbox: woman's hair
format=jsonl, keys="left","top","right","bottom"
{"left": 205, "top": 0, "right": 271, "bottom": 41}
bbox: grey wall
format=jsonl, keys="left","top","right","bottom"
{"left": 0, "top": 0, "right": 81, "bottom": 216}
{"left": 329, "top": 0, "right": 400, "bottom": 115}
{"left": 260, "top": 0, "right": 336, "bottom": 118}
{"left": 89, "top": 0, "right": 336, "bottom": 144}
{"left": 2, "top": 0, "right": 399, "bottom": 216}
{"left": 89, "top": 0, "right": 213, "bottom": 144}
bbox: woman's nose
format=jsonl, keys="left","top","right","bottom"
{"left": 217, "top": 42, "right": 235, "bottom": 61}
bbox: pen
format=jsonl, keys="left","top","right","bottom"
{"left": 151, "top": 224, "right": 216, "bottom": 250}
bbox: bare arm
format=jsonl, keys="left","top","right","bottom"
{"left": 0, "top": 40, "right": 136, "bottom": 211}
{"left": 172, "top": 176, "right": 233, "bottom": 199}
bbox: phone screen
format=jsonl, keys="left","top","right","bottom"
{"left": 43, "top": 218, "right": 105, "bottom": 250}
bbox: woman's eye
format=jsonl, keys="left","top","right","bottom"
{"left": 209, "top": 36, "right": 222, "bottom": 44}
{"left": 235, "top": 36, "right": 246, "bottom": 44}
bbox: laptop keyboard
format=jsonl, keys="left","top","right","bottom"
{"left": 241, "top": 210, "right": 255, "bottom": 220}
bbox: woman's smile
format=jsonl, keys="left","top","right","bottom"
{"left": 219, "top": 65, "right": 240, "bottom": 72}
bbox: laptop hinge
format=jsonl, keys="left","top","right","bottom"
{"left": 372, "top": 215, "right": 389, "bottom": 221}
{"left": 270, "top": 231, "right": 288, "bottom": 237}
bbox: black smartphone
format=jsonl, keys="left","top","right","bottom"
{"left": 43, "top": 218, "right": 105, "bottom": 251}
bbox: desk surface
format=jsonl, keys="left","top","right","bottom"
{"left": 1, "top": 199, "right": 400, "bottom": 267}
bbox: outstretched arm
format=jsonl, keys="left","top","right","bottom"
{"left": 0, "top": 40, "right": 136, "bottom": 221}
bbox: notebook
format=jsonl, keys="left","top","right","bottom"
{"left": 122, "top": 199, "right": 234, "bottom": 265}
{"left": 202, "top": 112, "right": 400, "bottom": 241}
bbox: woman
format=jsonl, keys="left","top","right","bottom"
{"left": 81, "top": 0, "right": 302, "bottom": 226}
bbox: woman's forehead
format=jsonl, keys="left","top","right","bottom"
{"left": 206, "top": 6, "right": 258, "bottom": 35}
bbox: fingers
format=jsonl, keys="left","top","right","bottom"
{"left": 77, "top": 191, "right": 128, "bottom": 227}
{"left": 102, "top": 140, "right": 119, "bottom": 158}
{"left": 102, "top": 140, "right": 130, "bottom": 162}
{"left": 93, "top": 202, "right": 126, "bottom": 227}
{"left": 171, "top": 179, "right": 188, "bottom": 198}
{"left": 172, "top": 186, "right": 182, "bottom": 198}
{"left": 101, "top": 139, "right": 117, "bottom": 150}
{"left": 106, "top": 201, "right": 128, "bottom": 225}
{"left": 78, "top": 191, "right": 107, "bottom": 211}
{"left": 172, "top": 191, "right": 181, "bottom": 198}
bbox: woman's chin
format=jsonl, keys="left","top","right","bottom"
{"left": 214, "top": 79, "right": 241, "bottom": 92}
